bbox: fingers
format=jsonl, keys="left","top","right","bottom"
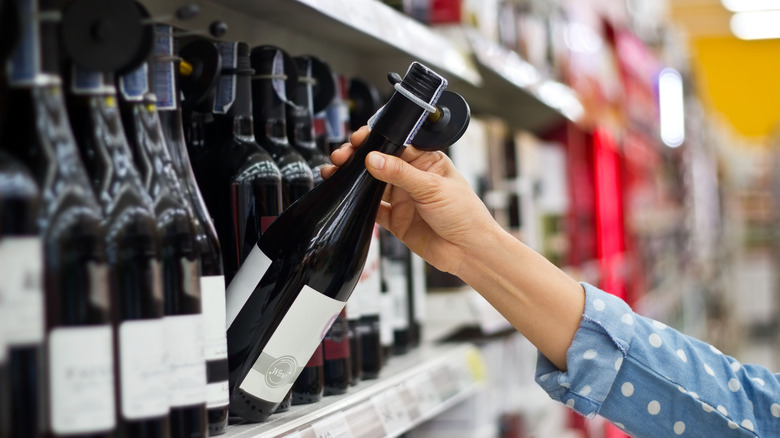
{"left": 350, "top": 125, "right": 370, "bottom": 146}
{"left": 365, "top": 151, "right": 439, "bottom": 203}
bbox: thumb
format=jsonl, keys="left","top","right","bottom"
{"left": 365, "top": 151, "right": 436, "bottom": 201}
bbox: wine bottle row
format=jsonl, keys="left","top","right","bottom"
{"left": 0, "top": 0, "right": 457, "bottom": 436}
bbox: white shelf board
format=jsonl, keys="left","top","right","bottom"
{"left": 226, "top": 342, "right": 486, "bottom": 438}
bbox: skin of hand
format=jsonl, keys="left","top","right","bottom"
{"left": 323, "top": 126, "right": 585, "bottom": 370}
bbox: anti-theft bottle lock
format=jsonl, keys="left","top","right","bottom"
{"left": 386, "top": 71, "right": 470, "bottom": 151}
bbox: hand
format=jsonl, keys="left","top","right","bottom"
{"left": 323, "top": 126, "right": 503, "bottom": 277}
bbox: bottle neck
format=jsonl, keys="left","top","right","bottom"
{"left": 251, "top": 77, "right": 289, "bottom": 146}
{"left": 6, "top": 0, "right": 61, "bottom": 88}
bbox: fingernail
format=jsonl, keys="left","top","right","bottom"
{"left": 367, "top": 152, "right": 385, "bottom": 170}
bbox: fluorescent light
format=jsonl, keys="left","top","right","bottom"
{"left": 722, "top": 0, "right": 780, "bottom": 12}
{"left": 730, "top": 10, "right": 780, "bottom": 39}
{"left": 658, "top": 68, "right": 685, "bottom": 148}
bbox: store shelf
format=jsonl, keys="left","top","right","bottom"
{"left": 225, "top": 342, "right": 486, "bottom": 438}
{"left": 140, "top": 0, "right": 583, "bottom": 135}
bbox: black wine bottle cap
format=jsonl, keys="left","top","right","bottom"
{"left": 249, "top": 45, "right": 299, "bottom": 103}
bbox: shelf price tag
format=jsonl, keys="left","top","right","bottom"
{"left": 311, "top": 412, "right": 353, "bottom": 438}
{"left": 407, "top": 372, "right": 442, "bottom": 417}
{"left": 372, "top": 387, "right": 412, "bottom": 436}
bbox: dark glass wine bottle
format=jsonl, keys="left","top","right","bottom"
{"left": 354, "top": 224, "right": 383, "bottom": 380}
{"left": 320, "top": 73, "right": 350, "bottom": 156}
{"left": 379, "top": 227, "right": 411, "bottom": 355}
{"left": 119, "top": 59, "right": 207, "bottom": 438}
{"left": 290, "top": 344, "right": 323, "bottom": 405}
{"left": 4, "top": 0, "right": 116, "bottom": 436}
{"left": 407, "top": 252, "right": 426, "bottom": 349}
{"left": 65, "top": 60, "right": 169, "bottom": 438}
{"left": 286, "top": 55, "right": 333, "bottom": 186}
{"left": 322, "top": 308, "right": 351, "bottom": 396}
{"left": 153, "top": 26, "right": 230, "bottom": 436}
{"left": 201, "top": 41, "right": 283, "bottom": 287}
{"left": 225, "top": 61, "right": 451, "bottom": 422}
{"left": 249, "top": 45, "right": 314, "bottom": 209}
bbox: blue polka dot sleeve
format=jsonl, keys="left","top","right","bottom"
{"left": 535, "top": 282, "right": 780, "bottom": 437}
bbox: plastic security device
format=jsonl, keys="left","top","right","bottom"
{"left": 384, "top": 71, "right": 470, "bottom": 151}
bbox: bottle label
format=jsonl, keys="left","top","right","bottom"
{"left": 71, "top": 65, "right": 115, "bottom": 95}
{"left": 411, "top": 254, "right": 427, "bottom": 322}
{"left": 353, "top": 227, "right": 381, "bottom": 316}
{"left": 261, "top": 216, "right": 277, "bottom": 234}
{"left": 304, "top": 343, "right": 324, "bottom": 367}
{"left": 238, "top": 285, "right": 345, "bottom": 403}
{"left": 379, "top": 293, "right": 394, "bottom": 347}
{"left": 181, "top": 258, "right": 201, "bottom": 299}
{"left": 206, "top": 380, "right": 229, "bottom": 409}
{"left": 152, "top": 25, "right": 177, "bottom": 110}
{"left": 201, "top": 275, "right": 228, "bottom": 361}
{"left": 164, "top": 314, "right": 207, "bottom": 407}
{"left": 225, "top": 245, "right": 273, "bottom": 328}
{"left": 48, "top": 325, "right": 116, "bottom": 434}
{"left": 213, "top": 42, "right": 237, "bottom": 114}
{"left": 119, "top": 63, "right": 149, "bottom": 102}
{"left": 383, "top": 260, "right": 409, "bottom": 329}
{"left": 118, "top": 319, "right": 169, "bottom": 419}
{"left": 0, "top": 237, "right": 44, "bottom": 345}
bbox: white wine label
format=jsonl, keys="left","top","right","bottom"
{"left": 372, "top": 387, "right": 412, "bottom": 436}
{"left": 379, "top": 292, "right": 394, "bottom": 347}
{"left": 201, "top": 275, "right": 228, "bottom": 361}
{"left": 311, "top": 411, "right": 353, "bottom": 438}
{"left": 164, "top": 314, "right": 207, "bottom": 407}
{"left": 206, "top": 380, "right": 229, "bottom": 409}
{"left": 119, "top": 63, "right": 149, "bottom": 102}
{"left": 411, "top": 254, "right": 427, "bottom": 322}
{"left": 353, "top": 227, "right": 381, "bottom": 316}
{"left": 181, "top": 258, "right": 201, "bottom": 299}
{"left": 239, "top": 285, "right": 345, "bottom": 403}
{"left": 213, "top": 42, "right": 238, "bottom": 114}
{"left": 384, "top": 260, "right": 409, "bottom": 329}
{"left": 119, "top": 319, "right": 169, "bottom": 419}
{"left": 0, "top": 237, "right": 44, "bottom": 345}
{"left": 0, "top": 310, "right": 6, "bottom": 364}
{"left": 152, "top": 25, "right": 177, "bottom": 110}
{"left": 49, "top": 325, "right": 115, "bottom": 434}
{"left": 225, "top": 245, "right": 273, "bottom": 328}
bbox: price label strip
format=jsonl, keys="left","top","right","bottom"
{"left": 311, "top": 412, "right": 354, "bottom": 438}
{"left": 406, "top": 372, "right": 442, "bottom": 417}
{"left": 371, "top": 387, "right": 412, "bottom": 436}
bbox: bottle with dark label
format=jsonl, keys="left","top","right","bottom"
{"left": 250, "top": 45, "right": 314, "bottom": 209}
{"left": 3, "top": 0, "right": 116, "bottom": 436}
{"left": 201, "top": 41, "right": 283, "bottom": 286}
{"left": 119, "top": 59, "right": 207, "bottom": 438}
{"left": 225, "top": 62, "right": 453, "bottom": 422}
{"left": 379, "top": 227, "right": 411, "bottom": 355}
{"left": 286, "top": 55, "right": 334, "bottom": 186}
{"left": 65, "top": 59, "right": 169, "bottom": 437}
{"left": 322, "top": 308, "right": 351, "bottom": 396}
{"left": 154, "top": 26, "right": 230, "bottom": 436}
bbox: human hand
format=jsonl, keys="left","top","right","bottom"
{"left": 323, "top": 126, "right": 503, "bottom": 277}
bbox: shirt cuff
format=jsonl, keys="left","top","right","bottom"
{"left": 535, "top": 282, "right": 636, "bottom": 417}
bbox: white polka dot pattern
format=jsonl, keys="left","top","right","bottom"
{"left": 648, "top": 400, "right": 661, "bottom": 415}
{"left": 673, "top": 421, "right": 685, "bottom": 435}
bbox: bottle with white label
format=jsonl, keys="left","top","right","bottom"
{"left": 353, "top": 224, "right": 383, "bottom": 380}
{"left": 154, "top": 26, "right": 230, "bottom": 436}
{"left": 119, "top": 59, "right": 207, "bottom": 438}
{"left": 379, "top": 227, "right": 411, "bottom": 355}
{"left": 64, "top": 50, "right": 170, "bottom": 437}
{"left": 225, "top": 62, "right": 454, "bottom": 422}
{"left": 3, "top": 0, "right": 116, "bottom": 436}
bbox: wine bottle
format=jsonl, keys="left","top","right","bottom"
{"left": 286, "top": 55, "right": 334, "bottom": 185}
{"left": 154, "top": 26, "right": 230, "bottom": 436}
{"left": 247, "top": 45, "right": 324, "bottom": 408}
{"left": 379, "top": 227, "right": 411, "bottom": 355}
{"left": 119, "top": 60, "right": 207, "bottom": 438}
{"left": 64, "top": 59, "right": 169, "bottom": 438}
{"left": 225, "top": 61, "right": 454, "bottom": 422}
{"left": 407, "top": 252, "right": 427, "bottom": 349}
{"left": 250, "top": 45, "right": 314, "bottom": 209}
{"left": 201, "top": 41, "right": 283, "bottom": 286}
{"left": 353, "top": 224, "right": 383, "bottom": 380}
{"left": 0, "top": 301, "right": 7, "bottom": 438}
{"left": 4, "top": 0, "right": 116, "bottom": 436}
{"left": 322, "top": 308, "right": 351, "bottom": 396}
{"left": 320, "top": 73, "right": 350, "bottom": 156}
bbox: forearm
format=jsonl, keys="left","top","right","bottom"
{"left": 453, "top": 226, "right": 584, "bottom": 370}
